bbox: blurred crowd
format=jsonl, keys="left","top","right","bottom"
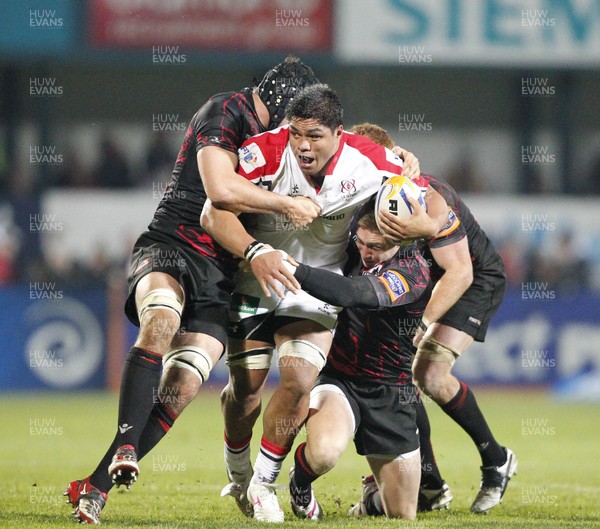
{"left": 497, "top": 233, "right": 591, "bottom": 292}
{"left": 0, "top": 131, "right": 596, "bottom": 292}
{"left": 0, "top": 133, "right": 176, "bottom": 288}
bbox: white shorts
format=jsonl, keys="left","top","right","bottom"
{"left": 229, "top": 268, "right": 341, "bottom": 331}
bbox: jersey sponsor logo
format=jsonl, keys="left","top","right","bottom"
{"left": 434, "top": 208, "right": 461, "bottom": 239}
{"left": 239, "top": 142, "right": 266, "bottom": 173}
{"left": 232, "top": 293, "right": 260, "bottom": 315}
{"left": 378, "top": 270, "right": 409, "bottom": 303}
{"left": 323, "top": 213, "right": 346, "bottom": 221}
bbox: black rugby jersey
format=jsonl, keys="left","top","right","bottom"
{"left": 323, "top": 244, "right": 431, "bottom": 386}
{"left": 148, "top": 88, "right": 266, "bottom": 274}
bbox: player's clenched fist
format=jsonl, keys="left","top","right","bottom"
{"left": 284, "top": 195, "right": 321, "bottom": 227}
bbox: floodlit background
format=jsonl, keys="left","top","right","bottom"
{"left": 1, "top": 1, "right": 600, "bottom": 527}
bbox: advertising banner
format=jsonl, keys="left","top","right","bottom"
{"left": 454, "top": 291, "right": 600, "bottom": 392}
{"left": 0, "top": 286, "right": 106, "bottom": 390}
{"left": 0, "top": 0, "right": 76, "bottom": 54}
{"left": 89, "top": 0, "right": 332, "bottom": 52}
{"left": 336, "top": 0, "right": 600, "bottom": 66}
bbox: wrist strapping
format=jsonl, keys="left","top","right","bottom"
{"left": 244, "top": 241, "right": 265, "bottom": 262}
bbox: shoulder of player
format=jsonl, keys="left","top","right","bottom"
{"left": 239, "top": 126, "right": 289, "bottom": 159}
{"left": 195, "top": 90, "right": 238, "bottom": 112}
{"left": 189, "top": 90, "right": 251, "bottom": 133}
{"left": 342, "top": 130, "right": 385, "bottom": 157}
{"left": 342, "top": 131, "right": 404, "bottom": 169}
{"left": 192, "top": 90, "right": 253, "bottom": 122}
{"left": 241, "top": 124, "right": 289, "bottom": 148}
{"left": 208, "top": 89, "right": 249, "bottom": 106}
{"left": 419, "top": 173, "right": 458, "bottom": 195}
{"left": 238, "top": 126, "right": 290, "bottom": 176}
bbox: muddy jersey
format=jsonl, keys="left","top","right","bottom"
{"left": 148, "top": 88, "right": 265, "bottom": 275}
{"left": 421, "top": 174, "right": 504, "bottom": 283}
{"left": 323, "top": 244, "right": 432, "bottom": 386}
{"left": 236, "top": 127, "right": 409, "bottom": 272}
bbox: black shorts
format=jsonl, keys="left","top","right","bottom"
{"left": 439, "top": 263, "right": 506, "bottom": 342}
{"left": 315, "top": 372, "right": 419, "bottom": 457}
{"left": 124, "top": 230, "right": 234, "bottom": 346}
{"left": 228, "top": 312, "right": 304, "bottom": 344}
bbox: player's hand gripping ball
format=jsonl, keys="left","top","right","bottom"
{"left": 374, "top": 175, "right": 426, "bottom": 233}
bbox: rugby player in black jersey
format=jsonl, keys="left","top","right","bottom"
{"left": 349, "top": 123, "right": 517, "bottom": 515}
{"left": 64, "top": 56, "right": 322, "bottom": 525}
{"left": 285, "top": 203, "right": 432, "bottom": 520}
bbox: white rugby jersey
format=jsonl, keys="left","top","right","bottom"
{"left": 237, "top": 125, "right": 410, "bottom": 271}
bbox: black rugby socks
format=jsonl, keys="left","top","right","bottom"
{"left": 291, "top": 442, "right": 319, "bottom": 508}
{"left": 115, "top": 346, "right": 163, "bottom": 448}
{"left": 415, "top": 397, "right": 445, "bottom": 489}
{"left": 441, "top": 381, "right": 506, "bottom": 467}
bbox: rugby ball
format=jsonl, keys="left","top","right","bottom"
{"left": 374, "top": 175, "right": 426, "bottom": 233}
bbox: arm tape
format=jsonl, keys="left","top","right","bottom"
{"left": 244, "top": 241, "right": 265, "bottom": 261}
{"left": 293, "top": 263, "right": 380, "bottom": 308}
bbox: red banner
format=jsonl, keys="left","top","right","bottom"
{"left": 89, "top": 0, "right": 332, "bottom": 51}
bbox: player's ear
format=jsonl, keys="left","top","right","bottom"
{"left": 335, "top": 125, "right": 343, "bottom": 138}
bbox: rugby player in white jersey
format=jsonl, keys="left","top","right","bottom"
{"left": 201, "top": 83, "right": 449, "bottom": 522}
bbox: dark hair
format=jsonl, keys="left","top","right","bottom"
{"left": 256, "top": 56, "right": 320, "bottom": 130}
{"left": 285, "top": 83, "right": 343, "bottom": 131}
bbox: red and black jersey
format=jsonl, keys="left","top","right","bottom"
{"left": 421, "top": 174, "right": 504, "bottom": 283}
{"left": 148, "top": 88, "right": 266, "bottom": 275}
{"left": 323, "top": 244, "right": 432, "bottom": 386}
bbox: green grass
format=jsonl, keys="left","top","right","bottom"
{"left": 1, "top": 388, "right": 599, "bottom": 528}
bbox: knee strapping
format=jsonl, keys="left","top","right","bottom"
{"left": 226, "top": 347, "right": 274, "bottom": 370}
{"left": 278, "top": 340, "right": 327, "bottom": 372}
{"left": 162, "top": 346, "right": 213, "bottom": 383}
{"left": 415, "top": 337, "right": 459, "bottom": 365}
{"left": 138, "top": 288, "right": 184, "bottom": 321}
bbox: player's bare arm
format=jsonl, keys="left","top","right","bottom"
{"left": 424, "top": 186, "right": 451, "bottom": 232}
{"left": 197, "top": 146, "right": 320, "bottom": 226}
{"left": 200, "top": 200, "right": 300, "bottom": 297}
{"left": 412, "top": 236, "right": 473, "bottom": 347}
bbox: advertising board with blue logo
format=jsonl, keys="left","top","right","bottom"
{"left": 0, "top": 286, "right": 106, "bottom": 390}
{"left": 3, "top": 285, "right": 599, "bottom": 395}
{"left": 454, "top": 290, "right": 600, "bottom": 398}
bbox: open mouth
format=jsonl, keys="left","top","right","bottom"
{"left": 297, "top": 154, "right": 314, "bottom": 168}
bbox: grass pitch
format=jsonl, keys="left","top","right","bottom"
{"left": 1, "top": 387, "right": 599, "bottom": 528}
